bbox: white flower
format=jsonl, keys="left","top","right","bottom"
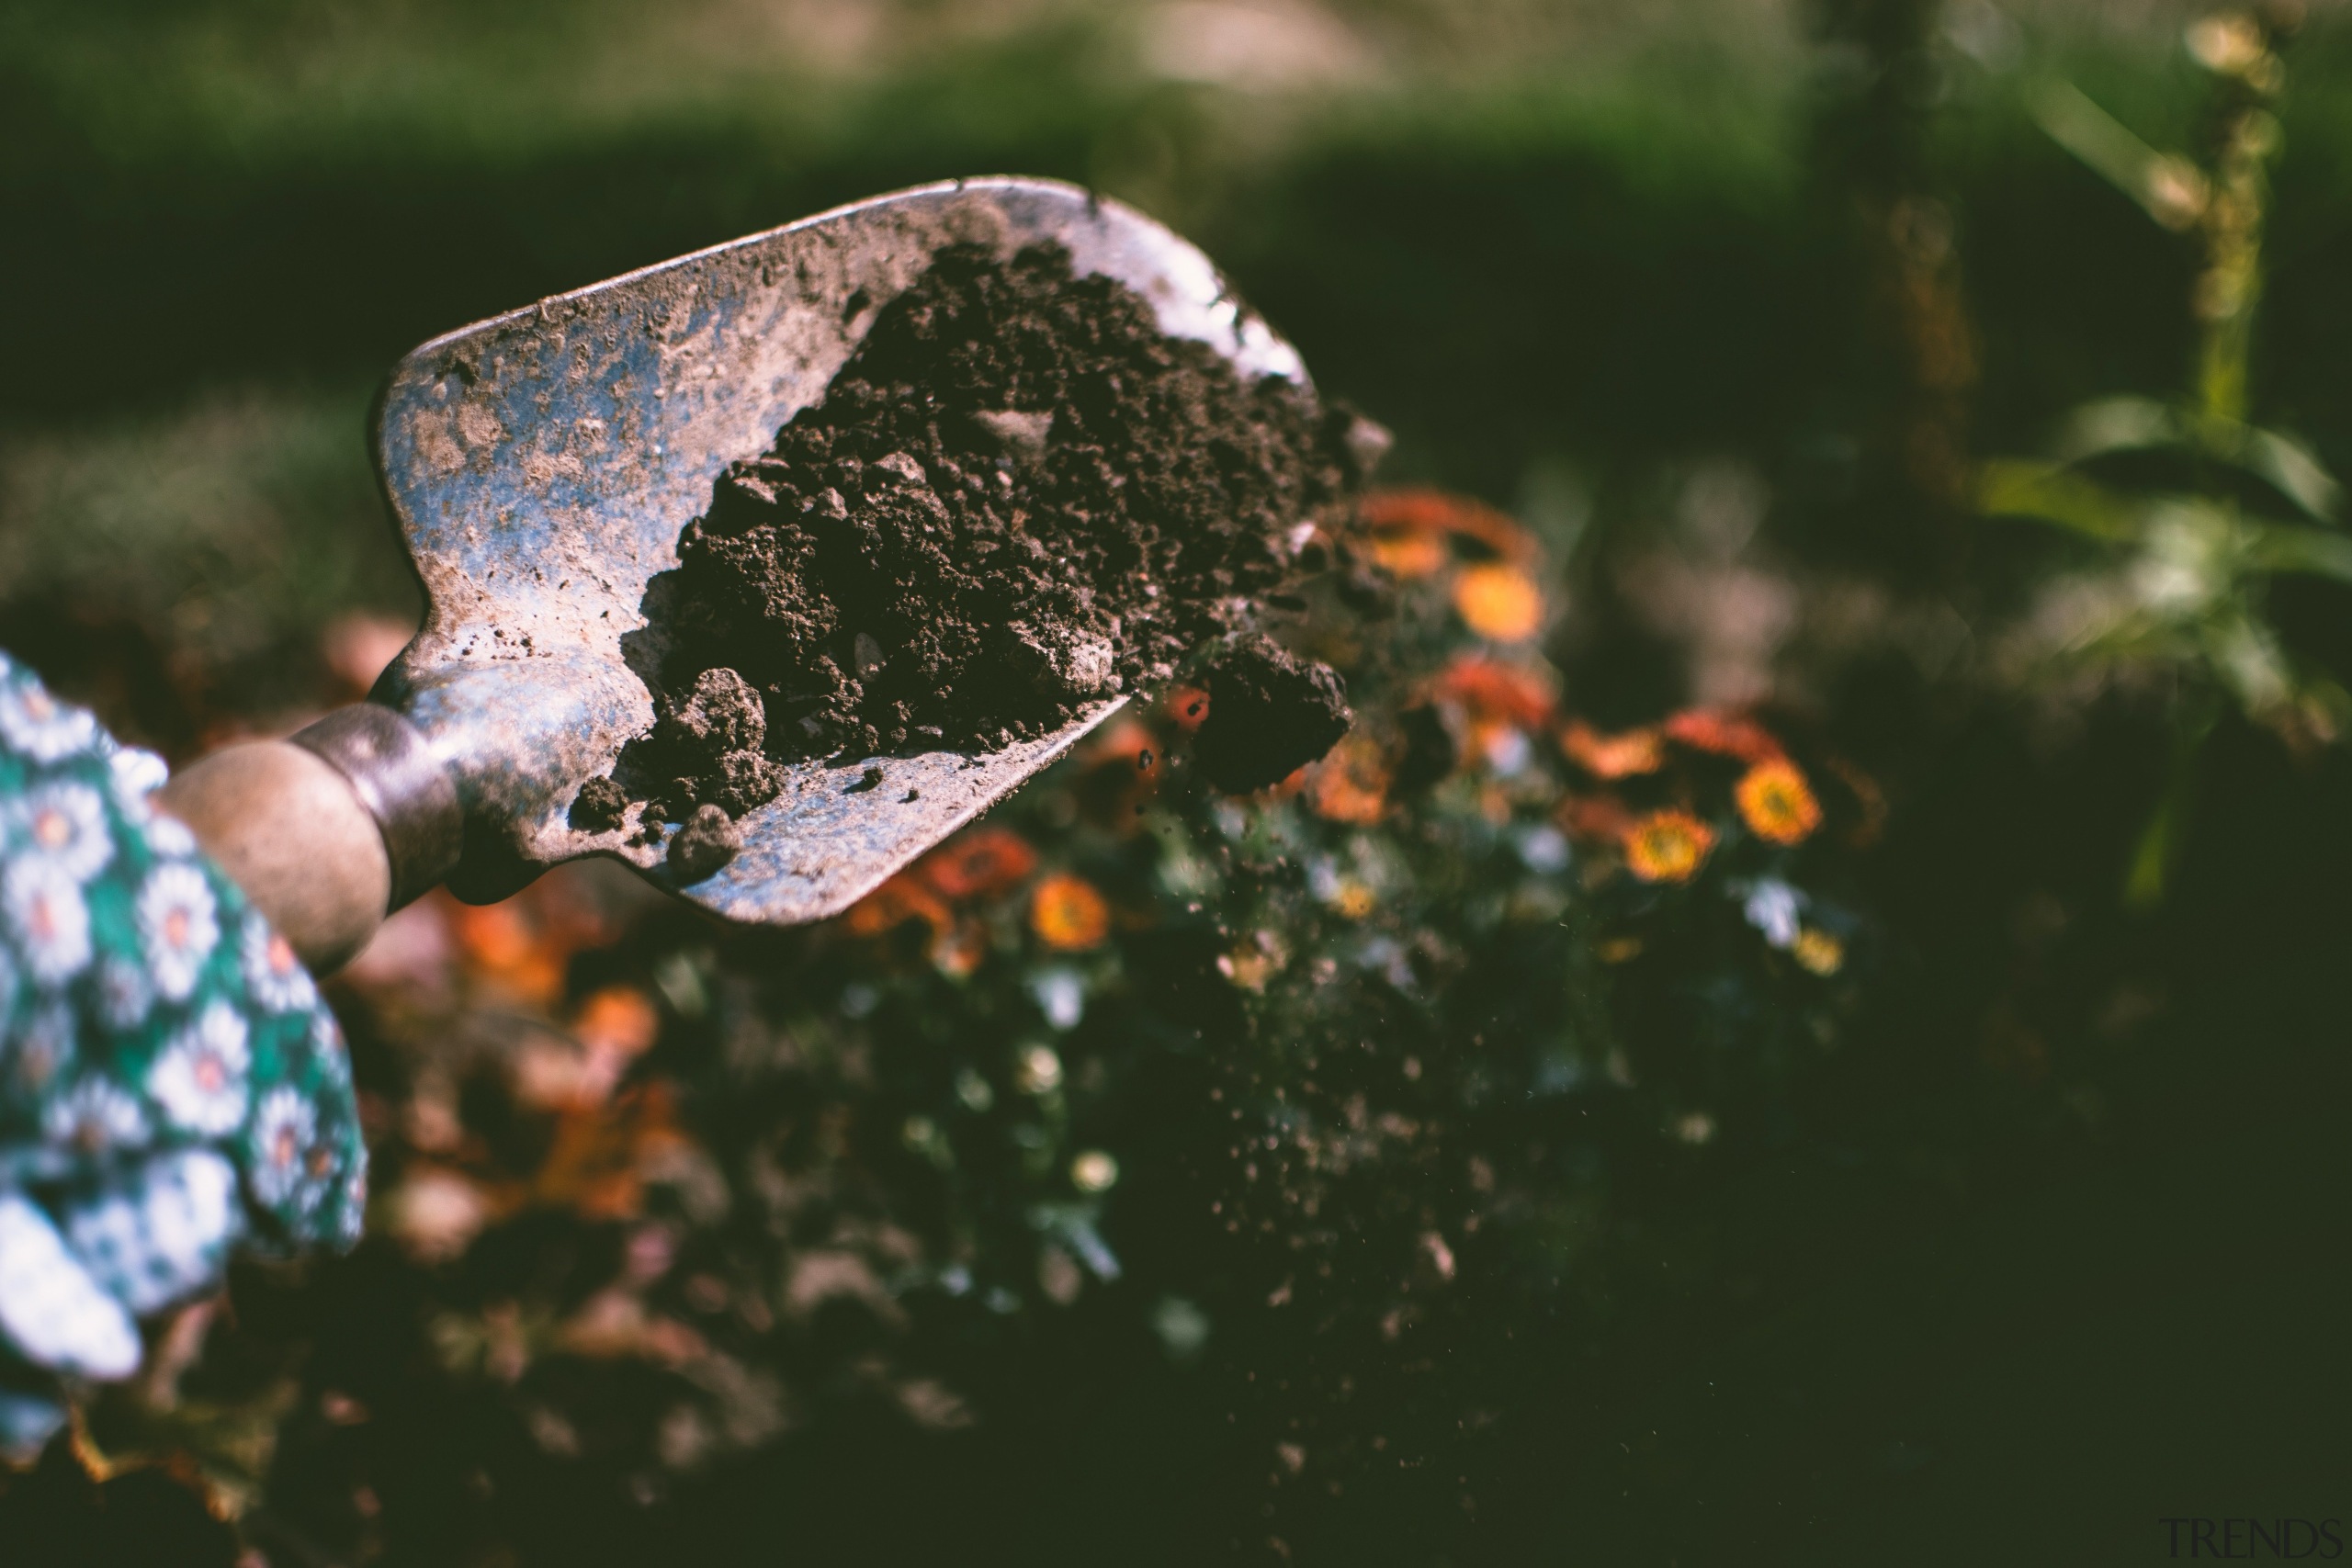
{"left": 107, "top": 747, "right": 169, "bottom": 820}
{"left": 240, "top": 915, "right": 316, "bottom": 1014}
{"left": 248, "top": 1085, "right": 320, "bottom": 1212}
{"left": 1514, "top": 824, "right": 1572, "bottom": 874}
{"left": 1740, "top": 878, "right": 1804, "bottom": 951}
{"left": 0, "top": 1193, "right": 141, "bottom": 1380}
{"left": 3, "top": 861, "right": 92, "bottom": 987}
{"left": 147, "top": 1001, "right": 251, "bottom": 1136}
{"left": 141, "top": 808, "right": 195, "bottom": 860}
{"left": 0, "top": 681, "right": 98, "bottom": 765}
{"left": 136, "top": 862, "right": 219, "bottom": 1003}
{"left": 8, "top": 781, "right": 112, "bottom": 884}
{"left": 142, "top": 812, "right": 197, "bottom": 859}
{"left": 43, "top": 1075, "right": 150, "bottom": 1155}
{"left": 7, "top": 1000, "right": 74, "bottom": 1099}
{"left": 61, "top": 1147, "right": 243, "bottom": 1316}
{"left": 94, "top": 955, "right": 153, "bottom": 1032}
{"left": 308, "top": 1011, "right": 352, "bottom": 1090}
{"left": 1028, "top": 967, "right": 1085, "bottom": 1031}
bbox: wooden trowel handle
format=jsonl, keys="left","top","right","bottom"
{"left": 157, "top": 705, "right": 462, "bottom": 975}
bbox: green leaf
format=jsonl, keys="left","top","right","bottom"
{"left": 1975, "top": 459, "right": 2140, "bottom": 541}
{"left": 2030, "top": 80, "right": 2207, "bottom": 231}
{"left": 2241, "top": 427, "right": 2344, "bottom": 523}
{"left": 2246, "top": 523, "right": 2352, "bottom": 582}
{"left": 2052, "top": 396, "right": 2179, "bottom": 464}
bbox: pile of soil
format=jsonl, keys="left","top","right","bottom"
{"left": 591, "top": 241, "right": 1374, "bottom": 842}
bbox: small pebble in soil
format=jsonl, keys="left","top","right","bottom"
{"left": 667, "top": 804, "right": 741, "bottom": 882}
{"left": 569, "top": 775, "right": 630, "bottom": 833}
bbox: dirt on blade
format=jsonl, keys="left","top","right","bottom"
{"left": 601, "top": 240, "right": 1373, "bottom": 829}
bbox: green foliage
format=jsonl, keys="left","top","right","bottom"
{"left": 1990, "top": 6, "right": 2349, "bottom": 904}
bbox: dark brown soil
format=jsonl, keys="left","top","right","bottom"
{"left": 602, "top": 241, "right": 1371, "bottom": 827}
{"left": 1191, "top": 635, "right": 1353, "bottom": 794}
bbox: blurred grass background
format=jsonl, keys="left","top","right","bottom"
{"left": 10, "top": 0, "right": 2352, "bottom": 723}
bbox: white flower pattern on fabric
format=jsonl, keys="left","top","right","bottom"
{"left": 94, "top": 954, "right": 153, "bottom": 1032}
{"left": 248, "top": 1086, "right": 320, "bottom": 1213}
{"left": 106, "top": 747, "right": 169, "bottom": 820}
{"left": 141, "top": 812, "right": 197, "bottom": 859}
{"left": 241, "top": 914, "right": 318, "bottom": 1014}
{"left": 9, "top": 782, "right": 113, "bottom": 885}
{"left": 43, "top": 1075, "right": 150, "bottom": 1155}
{"left": 135, "top": 861, "right": 219, "bottom": 1003}
{"left": 0, "top": 650, "right": 368, "bottom": 1409}
{"left": 309, "top": 1011, "right": 352, "bottom": 1091}
{"left": 0, "top": 1193, "right": 140, "bottom": 1380}
{"left": 148, "top": 1000, "right": 252, "bottom": 1137}
{"left": 2, "top": 860, "right": 93, "bottom": 987}
{"left": 62, "top": 1148, "right": 244, "bottom": 1316}
{"left": 7, "top": 1000, "right": 75, "bottom": 1100}
{"left": 0, "top": 682, "right": 99, "bottom": 765}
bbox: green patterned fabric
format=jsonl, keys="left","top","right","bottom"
{"left": 0, "top": 650, "right": 365, "bottom": 1450}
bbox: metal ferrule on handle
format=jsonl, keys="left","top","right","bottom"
{"left": 288, "top": 705, "right": 463, "bottom": 912}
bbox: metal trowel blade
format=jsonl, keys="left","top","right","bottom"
{"left": 368, "top": 176, "right": 1309, "bottom": 924}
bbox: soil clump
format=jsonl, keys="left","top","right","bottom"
{"left": 1191, "top": 635, "right": 1354, "bottom": 794}
{"left": 597, "top": 241, "right": 1371, "bottom": 832}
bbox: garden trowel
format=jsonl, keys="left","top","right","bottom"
{"left": 156, "top": 177, "right": 1312, "bottom": 971}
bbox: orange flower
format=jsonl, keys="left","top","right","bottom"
{"left": 844, "top": 874, "right": 951, "bottom": 938}
{"left": 917, "top": 827, "right": 1038, "bottom": 900}
{"left": 1077, "top": 718, "right": 1167, "bottom": 826}
{"left": 573, "top": 986, "right": 661, "bottom": 1060}
{"left": 1308, "top": 732, "right": 1391, "bottom": 824}
{"left": 1362, "top": 488, "right": 1538, "bottom": 563}
{"left": 1368, "top": 530, "right": 1450, "bottom": 580}
{"left": 1030, "top": 874, "right": 1111, "bottom": 951}
{"left": 453, "top": 899, "right": 565, "bottom": 1007}
{"left": 1557, "top": 793, "right": 1635, "bottom": 844}
{"left": 1623, "top": 809, "right": 1714, "bottom": 884}
{"left": 931, "top": 919, "right": 991, "bottom": 977}
{"left": 1161, "top": 686, "right": 1211, "bottom": 734}
{"left": 1735, "top": 759, "right": 1822, "bottom": 845}
{"left": 1662, "top": 708, "right": 1783, "bottom": 763}
{"left": 1431, "top": 655, "right": 1557, "bottom": 729}
{"left": 534, "top": 1083, "right": 681, "bottom": 1221}
{"left": 1452, "top": 563, "right": 1544, "bottom": 641}
{"left": 1560, "top": 721, "right": 1664, "bottom": 780}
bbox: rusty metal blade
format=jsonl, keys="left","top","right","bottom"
{"left": 368, "top": 176, "right": 1307, "bottom": 923}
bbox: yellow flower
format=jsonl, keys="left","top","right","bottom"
{"left": 1452, "top": 563, "right": 1544, "bottom": 642}
{"left": 1623, "top": 810, "right": 1713, "bottom": 884}
{"left": 1070, "top": 1150, "right": 1119, "bottom": 1193}
{"left": 1735, "top": 759, "right": 1822, "bottom": 846}
{"left": 1029, "top": 874, "right": 1110, "bottom": 951}
{"left": 1792, "top": 928, "right": 1844, "bottom": 976}
{"left": 1331, "top": 881, "right": 1376, "bottom": 919}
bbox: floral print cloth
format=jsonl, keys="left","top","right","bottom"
{"left": 0, "top": 651, "right": 365, "bottom": 1450}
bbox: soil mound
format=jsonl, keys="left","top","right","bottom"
{"left": 600, "top": 241, "right": 1370, "bottom": 831}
